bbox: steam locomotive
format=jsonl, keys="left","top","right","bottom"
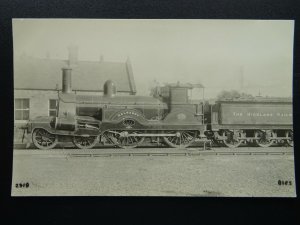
{"left": 25, "top": 67, "right": 293, "bottom": 149}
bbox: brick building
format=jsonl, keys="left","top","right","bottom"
{"left": 14, "top": 49, "right": 136, "bottom": 143}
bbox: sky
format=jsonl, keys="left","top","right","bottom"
{"left": 13, "top": 19, "right": 294, "bottom": 98}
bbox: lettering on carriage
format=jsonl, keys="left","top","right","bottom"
{"left": 233, "top": 112, "right": 243, "bottom": 116}
{"left": 232, "top": 112, "right": 292, "bottom": 117}
{"left": 276, "top": 113, "right": 293, "bottom": 117}
{"left": 247, "top": 112, "right": 273, "bottom": 117}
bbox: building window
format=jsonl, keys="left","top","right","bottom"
{"left": 49, "top": 99, "right": 58, "bottom": 117}
{"left": 15, "top": 99, "right": 30, "bottom": 120}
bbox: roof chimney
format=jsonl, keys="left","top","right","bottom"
{"left": 100, "top": 55, "right": 104, "bottom": 63}
{"left": 68, "top": 45, "right": 78, "bottom": 66}
{"left": 62, "top": 67, "right": 72, "bottom": 93}
{"left": 46, "top": 51, "right": 50, "bottom": 59}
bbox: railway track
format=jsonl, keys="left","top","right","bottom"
{"left": 69, "top": 149, "right": 293, "bottom": 157}
{"left": 15, "top": 147, "right": 294, "bottom": 157}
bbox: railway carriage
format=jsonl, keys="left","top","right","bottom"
{"left": 24, "top": 67, "right": 293, "bottom": 149}
{"left": 204, "top": 98, "right": 293, "bottom": 148}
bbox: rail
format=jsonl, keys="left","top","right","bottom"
{"left": 14, "top": 147, "right": 294, "bottom": 158}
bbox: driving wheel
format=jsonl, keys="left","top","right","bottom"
{"left": 163, "top": 130, "right": 197, "bottom": 148}
{"left": 107, "top": 130, "right": 145, "bottom": 149}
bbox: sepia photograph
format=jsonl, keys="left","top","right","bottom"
{"left": 12, "top": 19, "right": 295, "bottom": 196}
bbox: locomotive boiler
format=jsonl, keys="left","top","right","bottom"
{"left": 25, "top": 67, "right": 293, "bottom": 150}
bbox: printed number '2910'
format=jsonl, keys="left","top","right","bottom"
{"left": 15, "top": 182, "right": 30, "bottom": 188}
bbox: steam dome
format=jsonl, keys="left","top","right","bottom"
{"left": 103, "top": 80, "right": 117, "bottom": 97}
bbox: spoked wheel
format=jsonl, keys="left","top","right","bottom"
{"left": 285, "top": 130, "right": 293, "bottom": 147}
{"left": 32, "top": 128, "right": 58, "bottom": 150}
{"left": 106, "top": 130, "right": 145, "bottom": 149}
{"left": 72, "top": 136, "right": 99, "bottom": 149}
{"left": 254, "top": 130, "right": 276, "bottom": 147}
{"left": 163, "top": 130, "right": 197, "bottom": 148}
{"left": 221, "top": 130, "right": 243, "bottom": 148}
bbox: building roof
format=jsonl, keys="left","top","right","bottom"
{"left": 14, "top": 55, "right": 136, "bottom": 94}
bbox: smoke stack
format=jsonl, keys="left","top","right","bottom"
{"left": 62, "top": 67, "right": 72, "bottom": 93}
{"left": 68, "top": 45, "right": 78, "bottom": 66}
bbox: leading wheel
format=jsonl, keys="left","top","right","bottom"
{"left": 254, "top": 130, "right": 276, "bottom": 147}
{"left": 72, "top": 136, "right": 99, "bottom": 149}
{"left": 32, "top": 128, "right": 58, "bottom": 150}
{"left": 221, "top": 130, "right": 243, "bottom": 148}
{"left": 163, "top": 130, "right": 197, "bottom": 148}
{"left": 285, "top": 130, "right": 293, "bottom": 147}
{"left": 106, "top": 130, "right": 145, "bottom": 149}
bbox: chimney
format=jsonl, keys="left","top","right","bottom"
{"left": 68, "top": 45, "right": 78, "bottom": 66}
{"left": 46, "top": 51, "right": 50, "bottom": 59}
{"left": 99, "top": 55, "right": 104, "bottom": 63}
{"left": 62, "top": 67, "right": 72, "bottom": 93}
